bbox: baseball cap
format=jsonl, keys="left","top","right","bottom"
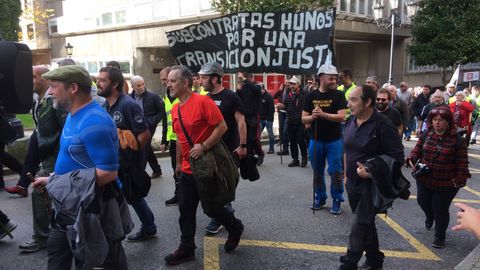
{"left": 446, "top": 83, "right": 455, "bottom": 88}
{"left": 198, "top": 61, "right": 224, "bottom": 76}
{"left": 318, "top": 64, "right": 338, "bottom": 76}
{"left": 288, "top": 76, "right": 301, "bottom": 85}
{"left": 42, "top": 65, "right": 92, "bottom": 87}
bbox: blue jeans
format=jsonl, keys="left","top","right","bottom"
{"left": 260, "top": 120, "right": 275, "bottom": 151}
{"left": 404, "top": 118, "right": 415, "bottom": 138}
{"left": 130, "top": 197, "right": 156, "bottom": 234}
{"left": 309, "top": 138, "right": 344, "bottom": 202}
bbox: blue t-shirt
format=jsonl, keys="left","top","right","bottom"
{"left": 55, "top": 101, "right": 119, "bottom": 175}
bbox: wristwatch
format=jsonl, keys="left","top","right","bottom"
{"left": 240, "top": 144, "right": 247, "bottom": 148}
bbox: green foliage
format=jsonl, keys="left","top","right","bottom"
{"left": 17, "top": 114, "right": 34, "bottom": 129}
{"left": 211, "top": 0, "right": 335, "bottom": 14}
{"left": 409, "top": 0, "right": 480, "bottom": 70}
{"left": 0, "top": 0, "right": 22, "bottom": 41}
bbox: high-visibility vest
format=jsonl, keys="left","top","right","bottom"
{"left": 164, "top": 96, "right": 180, "bottom": 141}
{"left": 338, "top": 82, "right": 356, "bottom": 119}
{"left": 192, "top": 86, "right": 208, "bottom": 95}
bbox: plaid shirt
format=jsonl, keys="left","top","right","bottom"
{"left": 409, "top": 130, "right": 470, "bottom": 190}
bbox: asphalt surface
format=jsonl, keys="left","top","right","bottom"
{"left": 1, "top": 137, "right": 479, "bottom": 270}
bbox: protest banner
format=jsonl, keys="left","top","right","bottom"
{"left": 166, "top": 9, "right": 336, "bottom": 74}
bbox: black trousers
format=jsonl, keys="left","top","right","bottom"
{"left": 288, "top": 123, "right": 307, "bottom": 160}
{"left": 47, "top": 225, "right": 128, "bottom": 270}
{"left": 0, "top": 143, "right": 23, "bottom": 187}
{"left": 416, "top": 180, "right": 459, "bottom": 239}
{"left": 341, "top": 182, "right": 384, "bottom": 268}
{"left": 145, "top": 128, "right": 161, "bottom": 173}
{"left": 246, "top": 115, "right": 264, "bottom": 157}
{"left": 177, "top": 173, "right": 241, "bottom": 250}
{"left": 169, "top": 140, "right": 178, "bottom": 195}
{"left": 17, "top": 131, "right": 41, "bottom": 187}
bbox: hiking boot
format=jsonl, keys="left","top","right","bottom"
{"left": 165, "top": 194, "right": 178, "bottom": 206}
{"left": 19, "top": 239, "right": 47, "bottom": 253}
{"left": 330, "top": 200, "right": 342, "bottom": 215}
{"left": 150, "top": 170, "right": 162, "bottom": 179}
{"left": 205, "top": 220, "right": 224, "bottom": 235}
{"left": 127, "top": 230, "right": 156, "bottom": 242}
{"left": 224, "top": 221, "right": 244, "bottom": 253}
{"left": 432, "top": 237, "right": 445, "bottom": 249}
{"left": 5, "top": 185, "right": 28, "bottom": 197}
{"left": 0, "top": 221, "right": 17, "bottom": 240}
{"left": 288, "top": 160, "right": 300, "bottom": 167}
{"left": 164, "top": 247, "right": 195, "bottom": 265}
{"left": 300, "top": 157, "right": 308, "bottom": 168}
{"left": 276, "top": 150, "right": 289, "bottom": 156}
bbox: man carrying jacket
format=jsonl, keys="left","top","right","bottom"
{"left": 164, "top": 65, "right": 244, "bottom": 265}
{"left": 33, "top": 65, "right": 128, "bottom": 269}
{"left": 130, "top": 75, "right": 167, "bottom": 179}
{"left": 339, "top": 84, "right": 404, "bottom": 270}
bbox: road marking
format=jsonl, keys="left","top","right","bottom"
{"left": 203, "top": 215, "right": 440, "bottom": 269}
{"left": 409, "top": 195, "right": 480, "bottom": 204}
{"left": 464, "top": 186, "right": 480, "bottom": 197}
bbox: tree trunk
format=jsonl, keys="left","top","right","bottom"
{"left": 440, "top": 67, "right": 447, "bottom": 86}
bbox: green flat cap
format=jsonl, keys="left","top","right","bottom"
{"left": 42, "top": 65, "right": 92, "bottom": 87}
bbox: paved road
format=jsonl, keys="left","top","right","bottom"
{"left": 1, "top": 138, "right": 479, "bottom": 270}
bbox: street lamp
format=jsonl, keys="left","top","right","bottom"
{"left": 65, "top": 43, "right": 73, "bottom": 58}
{"left": 373, "top": 0, "right": 420, "bottom": 84}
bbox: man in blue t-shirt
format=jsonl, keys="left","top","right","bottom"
{"left": 33, "top": 65, "right": 127, "bottom": 269}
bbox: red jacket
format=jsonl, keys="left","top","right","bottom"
{"left": 449, "top": 101, "right": 474, "bottom": 131}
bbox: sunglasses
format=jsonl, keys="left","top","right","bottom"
{"left": 376, "top": 98, "right": 388, "bottom": 102}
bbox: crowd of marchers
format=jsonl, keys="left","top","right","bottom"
{"left": 0, "top": 59, "right": 479, "bottom": 270}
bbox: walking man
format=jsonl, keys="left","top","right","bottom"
{"left": 302, "top": 64, "right": 347, "bottom": 214}
{"left": 164, "top": 65, "right": 244, "bottom": 265}
{"left": 339, "top": 84, "right": 404, "bottom": 270}
{"left": 97, "top": 67, "right": 157, "bottom": 242}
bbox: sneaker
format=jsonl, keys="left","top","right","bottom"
{"left": 127, "top": 230, "right": 156, "bottom": 242}
{"left": 5, "top": 185, "right": 28, "bottom": 197}
{"left": 257, "top": 155, "right": 264, "bottom": 166}
{"left": 330, "top": 200, "right": 342, "bottom": 215}
{"left": 267, "top": 149, "right": 274, "bottom": 154}
{"left": 165, "top": 194, "right": 178, "bottom": 206}
{"left": 300, "top": 157, "right": 308, "bottom": 168}
{"left": 150, "top": 171, "right": 162, "bottom": 179}
{"left": 0, "top": 221, "right": 17, "bottom": 240}
{"left": 311, "top": 199, "right": 326, "bottom": 210}
{"left": 205, "top": 221, "right": 224, "bottom": 235}
{"left": 276, "top": 150, "right": 289, "bottom": 156}
{"left": 164, "top": 247, "right": 195, "bottom": 265}
{"left": 224, "top": 221, "right": 244, "bottom": 253}
{"left": 432, "top": 237, "right": 445, "bottom": 249}
{"left": 19, "top": 239, "right": 47, "bottom": 253}
{"left": 288, "top": 160, "right": 300, "bottom": 167}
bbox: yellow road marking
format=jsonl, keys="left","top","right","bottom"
{"left": 409, "top": 195, "right": 480, "bottom": 204}
{"left": 464, "top": 186, "right": 480, "bottom": 197}
{"left": 203, "top": 215, "right": 440, "bottom": 269}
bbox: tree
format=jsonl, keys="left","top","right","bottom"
{"left": 408, "top": 0, "right": 480, "bottom": 85}
{"left": 0, "top": 0, "right": 22, "bottom": 41}
{"left": 211, "top": 0, "right": 335, "bottom": 15}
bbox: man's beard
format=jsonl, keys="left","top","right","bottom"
{"left": 52, "top": 98, "right": 71, "bottom": 111}
{"left": 376, "top": 103, "right": 388, "bottom": 111}
{"left": 98, "top": 85, "right": 113, "bottom": 97}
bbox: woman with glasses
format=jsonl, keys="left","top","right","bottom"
{"left": 406, "top": 108, "right": 470, "bottom": 248}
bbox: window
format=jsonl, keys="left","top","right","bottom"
{"left": 115, "top": 10, "right": 126, "bottom": 24}
{"left": 349, "top": 0, "right": 356, "bottom": 13}
{"left": 26, "top": 24, "right": 35, "bottom": 41}
{"left": 48, "top": 19, "right": 58, "bottom": 34}
{"left": 102, "top": 12, "right": 113, "bottom": 26}
{"left": 118, "top": 61, "right": 131, "bottom": 74}
{"left": 340, "top": 0, "right": 348, "bottom": 11}
{"left": 87, "top": 61, "right": 99, "bottom": 73}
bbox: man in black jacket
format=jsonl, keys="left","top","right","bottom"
{"left": 259, "top": 83, "right": 275, "bottom": 154}
{"left": 130, "top": 75, "right": 167, "bottom": 178}
{"left": 278, "top": 76, "right": 308, "bottom": 167}
{"left": 237, "top": 72, "right": 264, "bottom": 165}
{"left": 414, "top": 85, "right": 432, "bottom": 134}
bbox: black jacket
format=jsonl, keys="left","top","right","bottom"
{"left": 130, "top": 89, "right": 166, "bottom": 134}
{"left": 284, "top": 89, "right": 306, "bottom": 125}
{"left": 365, "top": 154, "right": 410, "bottom": 213}
{"left": 414, "top": 93, "right": 430, "bottom": 117}
{"left": 259, "top": 91, "right": 275, "bottom": 121}
{"left": 237, "top": 80, "right": 261, "bottom": 117}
